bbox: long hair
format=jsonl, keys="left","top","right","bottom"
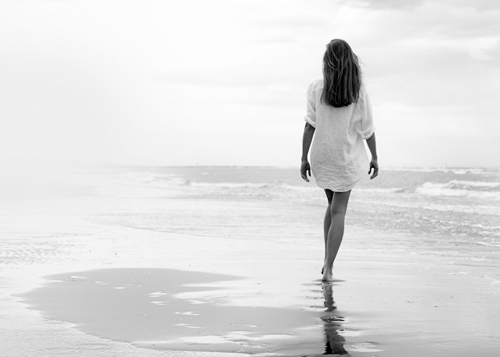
{"left": 321, "top": 39, "right": 362, "bottom": 107}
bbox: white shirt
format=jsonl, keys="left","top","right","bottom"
{"left": 304, "top": 79, "right": 375, "bottom": 192}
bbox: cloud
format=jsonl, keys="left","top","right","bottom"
{"left": 332, "top": 2, "right": 500, "bottom": 106}
{"left": 255, "top": 13, "right": 332, "bottom": 31}
{"left": 440, "top": 0, "right": 500, "bottom": 11}
{"left": 347, "top": 0, "right": 424, "bottom": 10}
{"left": 349, "top": 0, "right": 499, "bottom": 11}
{"left": 1, "top": 0, "right": 499, "bottom": 167}
{"left": 326, "top": 1, "right": 500, "bottom": 167}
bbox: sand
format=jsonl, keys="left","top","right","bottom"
{"left": 2, "top": 168, "right": 500, "bottom": 356}
{"left": 15, "top": 236, "right": 500, "bottom": 357}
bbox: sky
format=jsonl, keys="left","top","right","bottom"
{"left": 0, "top": 0, "right": 499, "bottom": 168}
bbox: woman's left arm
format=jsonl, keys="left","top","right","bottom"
{"left": 366, "top": 133, "right": 378, "bottom": 179}
{"left": 301, "top": 123, "right": 315, "bottom": 182}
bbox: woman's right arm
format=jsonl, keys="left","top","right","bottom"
{"left": 300, "top": 123, "right": 315, "bottom": 182}
{"left": 366, "top": 133, "right": 378, "bottom": 179}
{"left": 302, "top": 82, "right": 316, "bottom": 182}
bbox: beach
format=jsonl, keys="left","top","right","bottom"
{"left": 2, "top": 165, "right": 500, "bottom": 356}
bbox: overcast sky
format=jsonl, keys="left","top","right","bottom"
{"left": 1, "top": 0, "right": 499, "bottom": 168}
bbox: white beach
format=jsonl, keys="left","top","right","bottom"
{"left": 2, "top": 165, "right": 499, "bottom": 356}
{"left": 3, "top": 1, "right": 500, "bottom": 355}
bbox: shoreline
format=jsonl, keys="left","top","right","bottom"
{"left": 3, "top": 167, "right": 500, "bottom": 356}
{"left": 13, "top": 225, "right": 500, "bottom": 356}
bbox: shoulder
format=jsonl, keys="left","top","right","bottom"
{"left": 307, "top": 79, "right": 323, "bottom": 96}
{"left": 308, "top": 79, "right": 323, "bottom": 91}
{"left": 356, "top": 84, "right": 370, "bottom": 105}
{"left": 354, "top": 84, "right": 373, "bottom": 117}
{"left": 359, "top": 84, "right": 367, "bottom": 97}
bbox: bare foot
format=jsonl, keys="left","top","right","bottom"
{"left": 322, "top": 268, "right": 333, "bottom": 282}
{"left": 321, "top": 258, "right": 327, "bottom": 274}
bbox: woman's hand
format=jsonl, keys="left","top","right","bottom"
{"left": 368, "top": 159, "right": 379, "bottom": 180}
{"left": 301, "top": 160, "right": 312, "bottom": 182}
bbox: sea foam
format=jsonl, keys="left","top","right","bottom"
{"left": 416, "top": 181, "right": 500, "bottom": 201}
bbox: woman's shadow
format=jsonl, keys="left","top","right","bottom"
{"left": 320, "top": 282, "right": 348, "bottom": 355}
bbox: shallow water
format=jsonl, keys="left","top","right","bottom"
{"left": 114, "top": 165, "right": 500, "bottom": 265}
{"left": 3, "top": 165, "right": 500, "bottom": 356}
{"left": 20, "top": 268, "right": 346, "bottom": 355}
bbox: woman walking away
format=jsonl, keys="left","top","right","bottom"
{"left": 300, "top": 39, "right": 378, "bottom": 282}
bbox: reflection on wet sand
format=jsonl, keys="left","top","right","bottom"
{"left": 20, "top": 268, "right": 358, "bottom": 355}
{"left": 321, "top": 283, "right": 348, "bottom": 355}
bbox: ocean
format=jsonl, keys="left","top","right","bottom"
{"left": 116, "top": 165, "right": 500, "bottom": 259}
{"left": 3, "top": 164, "right": 500, "bottom": 356}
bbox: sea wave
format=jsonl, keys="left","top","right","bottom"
{"left": 416, "top": 181, "right": 500, "bottom": 200}
{"left": 386, "top": 167, "right": 490, "bottom": 175}
{"left": 189, "top": 181, "right": 273, "bottom": 189}
{"left": 446, "top": 180, "right": 500, "bottom": 190}
{"left": 145, "top": 173, "right": 189, "bottom": 187}
{"left": 356, "top": 187, "right": 405, "bottom": 194}
{"left": 477, "top": 242, "right": 500, "bottom": 247}
{"left": 188, "top": 181, "right": 404, "bottom": 195}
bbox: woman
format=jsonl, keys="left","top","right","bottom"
{"left": 300, "top": 39, "right": 378, "bottom": 282}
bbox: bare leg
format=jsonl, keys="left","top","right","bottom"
{"left": 323, "top": 190, "right": 351, "bottom": 282}
{"left": 322, "top": 190, "right": 334, "bottom": 274}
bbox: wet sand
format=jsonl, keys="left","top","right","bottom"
{"left": 15, "top": 237, "right": 500, "bottom": 357}
{"left": 3, "top": 168, "right": 500, "bottom": 356}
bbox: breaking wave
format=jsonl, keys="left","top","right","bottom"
{"left": 416, "top": 180, "right": 500, "bottom": 201}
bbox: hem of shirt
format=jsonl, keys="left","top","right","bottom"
{"left": 315, "top": 177, "right": 362, "bottom": 192}
{"left": 304, "top": 115, "right": 316, "bottom": 128}
{"left": 360, "top": 127, "right": 375, "bottom": 140}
